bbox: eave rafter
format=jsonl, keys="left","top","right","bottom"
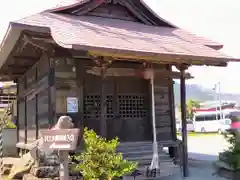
{"left": 22, "top": 34, "right": 55, "bottom": 52}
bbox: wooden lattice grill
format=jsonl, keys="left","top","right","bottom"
{"left": 83, "top": 95, "right": 100, "bottom": 119}
{"left": 118, "top": 94, "right": 147, "bottom": 118}
{"left": 83, "top": 94, "right": 147, "bottom": 119}
{"left": 83, "top": 95, "right": 113, "bottom": 119}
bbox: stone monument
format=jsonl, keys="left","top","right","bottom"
{"left": 9, "top": 116, "right": 82, "bottom": 180}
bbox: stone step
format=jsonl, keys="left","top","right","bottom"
{"left": 126, "top": 155, "right": 173, "bottom": 163}
{"left": 117, "top": 145, "right": 163, "bottom": 152}
{"left": 117, "top": 143, "right": 163, "bottom": 152}
{"left": 120, "top": 150, "right": 169, "bottom": 158}
{"left": 116, "top": 141, "right": 174, "bottom": 166}
{"left": 117, "top": 141, "right": 162, "bottom": 147}
{"left": 131, "top": 158, "right": 174, "bottom": 166}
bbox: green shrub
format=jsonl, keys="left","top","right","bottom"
{"left": 74, "top": 128, "right": 137, "bottom": 180}
{"left": 221, "top": 131, "right": 240, "bottom": 170}
{"left": 6, "top": 120, "right": 16, "bottom": 129}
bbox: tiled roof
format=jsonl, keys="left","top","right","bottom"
{"left": 46, "top": 0, "right": 223, "bottom": 50}
{"left": 15, "top": 12, "right": 236, "bottom": 64}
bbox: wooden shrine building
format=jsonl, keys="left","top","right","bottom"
{"left": 0, "top": 0, "right": 238, "bottom": 177}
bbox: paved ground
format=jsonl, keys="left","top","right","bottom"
{"left": 162, "top": 134, "right": 228, "bottom": 180}
{"left": 159, "top": 166, "right": 225, "bottom": 180}
{"left": 124, "top": 134, "right": 228, "bottom": 180}
{"left": 177, "top": 134, "right": 229, "bottom": 161}
{"left": 187, "top": 134, "right": 228, "bottom": 159}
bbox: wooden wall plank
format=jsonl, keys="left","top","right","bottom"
{"left": 17, "top": 54, "right": 51, "bottom": 144}
{"left": 55, "top": 58, "right": 78, "bottom": 115}
{"left": 153, "top": 66, "right": 173, "bottom": 141}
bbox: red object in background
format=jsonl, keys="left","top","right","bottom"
{"left": 194, "top": 104, "right": 235, "bottom": 113}
{"left": 231, "top": 122, "right": 240, "bottom": 129}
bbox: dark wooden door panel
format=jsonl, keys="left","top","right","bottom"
{"left": 82, "top": 67, "right": 151, "bottom": 142}
{"left": 84, "top": 119, "right": 100, "bottom": 135}
{"left": 107, "top": 118, "right": 151, "bottom": 141}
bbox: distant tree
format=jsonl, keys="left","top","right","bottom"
{"left": 178, "top": 99, "right": 201, "bottom": 120}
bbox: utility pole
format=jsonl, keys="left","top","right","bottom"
{"left": 218, "top": 82, "right": 223, "bottom": 119}
{"left": 213, "top": 84, "right": 218, "bottom": 120}
{"left": 214, "top": 82, "right": 223, "bottom": 120}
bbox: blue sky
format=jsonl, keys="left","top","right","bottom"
{"left": 0, "top": 0, "right": 240, "bottom": 93}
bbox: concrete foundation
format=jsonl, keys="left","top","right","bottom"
{"left": 3, "top": 128, "right": 17, "bottom": 157}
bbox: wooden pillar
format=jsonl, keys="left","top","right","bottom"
{"left": 35, "top": 94, "right": 39, "bottom": 139}
{"left": 34, "top": 68, "right": 39, "bottom": 140}
{"left": 167, "top": 65, "right": 177, "bottom": 140}
{"left": 76, "top": 60, "right": 84, "bottom": 127}
{"left": 16, "top": 80, "right": 20, "bottom": 143}
{"left": 48, "top": 58, "right": 56, "bottom": 127}
{"left": 180, "top": 65, "right": 188, "bottom": 177}
{"left": 167, "top": 65, "right": 177, "bottom": 158}
{"left": 100, "top": 66, "right": 107, "bottom": 137}
{"left": 24, "top": 77, "right": 27, "bottom": 144}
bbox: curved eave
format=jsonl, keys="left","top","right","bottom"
{"left": 0, "top": 23, "right": 50, "bottom": 81}
{"left": 0, "top": 23, "right": 22, "bottom": 72}
{"left": 140, "top": 0, "right": 176, "bottom": 28}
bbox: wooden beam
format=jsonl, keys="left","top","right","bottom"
{"left": 88, "top": 51, "right": 227, "bottom": 67}
{"left": 71, "top": 49, "right": 90, "bottom": 59}
{"left": 7, "top": 65, "right": 30, "bottom": 72}
{"left": 19, "top": 75, "right": 49, "bottom": 101}
{"left": 86, "top": 67, "right": 192, "bottom": 79}
{"left": 22, "top": 35, "right": 49, "bottom": 51}
{"left": 31, "top": 36, "right": 55, "bottom": 44}
{"left": 13, "top": 56, "right": 39, "bottom": 61}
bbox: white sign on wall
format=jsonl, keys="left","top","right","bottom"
{"left": 67, "top": 97, "right": 78, "bottom": 113}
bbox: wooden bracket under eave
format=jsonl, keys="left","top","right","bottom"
{"left": 86, "top": 67, "right": 193, "bottom": 79}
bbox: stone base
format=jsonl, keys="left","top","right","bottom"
{"left": 3, "top": 129, "right": 18, "bottom": 157}
{"left": 23, "top": 174, "right": 82, "bottom": 180}
{"left": 29, "top": 164, "right": 82, "bottom": 178}
{"left": 213, "top": 160, "right": 240, "bottom": 180}
{"left": 30, "top": 166, "right": 59, "bottom": 178}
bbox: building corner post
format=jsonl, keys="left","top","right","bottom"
{"left": 180, "top": 65, "right": 189, "bottom": 177}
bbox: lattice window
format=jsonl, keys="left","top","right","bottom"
{"left": 83, "top": 95, "right": 114, "bottom": 119}
{"left": 83, "top": 95, "right": 100, "bottom": 119}
{"left": 106, "top": 95, "right": 114, "bottom": 118}
{"left": 118, "top": 94, "right": 147, "bottom": 118}
{"left": 83, "top": 94, "right": 147, "bottom": 119}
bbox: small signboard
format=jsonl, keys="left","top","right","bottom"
{"left": 41, "top": 129, "right": 80, "bottom": 151}
{"left": 67, "top": 97, "right": 78, "bottom": 113}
